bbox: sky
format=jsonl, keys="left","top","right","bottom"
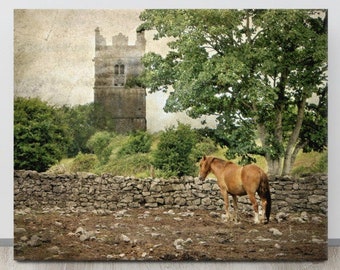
{"left": 14, "top": 9, "right": 216, "bottom": 132}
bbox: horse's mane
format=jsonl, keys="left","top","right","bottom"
{"left": 210, "top": 157, "right": 234, "bottom": 167}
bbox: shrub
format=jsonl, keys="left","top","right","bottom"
{"left": 102, "top": 153, "right": 153, "bottom": 177}
{"left": 86, "top": 131, "right": 113, "bottom": 164}
{"left": 70, "top": 153, "right": 98, "bottom": 172}
{"left": 190, "top": 137, "right": 218, "bottom": 162}
{"left": 60, "top": 103, "right": 97, "bottom": 157}
{"left": 153, "top": 123, "right": 198, "bottom": 177}
{"left": 118, "top": 131, "right": 152, "bottom": 156}
{"left": 14, "top": 97, "right": 71, "bottom": 172}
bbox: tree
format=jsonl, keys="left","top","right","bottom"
{"left": 153, "top": 123, "right": 198, "bottom": 177}
{"left": 60, "top": 103, "right": 97, "bottom": 157}
{"left": 14, "top": 97, "right": 71, "bottom": 172}
{"left": 138, "top": 9, "right": 327, "bottom": 175}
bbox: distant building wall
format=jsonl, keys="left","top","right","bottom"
{"left": 93, "top": 28, "right": 146, "bottom": 133}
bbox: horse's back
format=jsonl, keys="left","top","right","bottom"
{"left": 241, "top": 164, "right": 265, "bottom": 193}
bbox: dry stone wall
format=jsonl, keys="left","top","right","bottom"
{"left": 14, "top": 171, "right": 327, "bottom": 215}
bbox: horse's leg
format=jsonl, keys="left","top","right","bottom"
{"left": 220, "top": 187, "right": 231, "bottom": 221}
{"left": 247, "top": 192, "right": 260, "bottom": 224}
{"left": 231, "top": 195, "right": 239, "bottom": 222}
{"left": 260, "top": 197, "right": 268, "bottom": 223}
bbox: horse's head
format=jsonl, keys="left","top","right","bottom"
{"left": 198, "top": 155, "right": 211, "bottom": 181}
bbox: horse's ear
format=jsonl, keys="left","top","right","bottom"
{"left": 203, "top": 155, "right": 207, "bottom": 161}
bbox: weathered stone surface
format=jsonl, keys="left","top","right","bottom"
{"left": 14, "top": 170, "right": 327, "bottom": 214}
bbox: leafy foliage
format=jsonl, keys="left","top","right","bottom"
{"left": 153, "top": 123, "right": 198, "bottom": 177}
{"left": 14, "top": 97, "right": 71, "bottom": 172}
{"left": 60, "top": 103, "right": 97, "bottom": 157}
{"left": 70, "top": 153, "right": 99, "bottom": 172}
{"left": 118, "top": 131, "right": 152, "bottom": 156}
{"left": 86, "top": 131, "right": 114, "bottom": 165}
{"left": 138, "top": 9, "right": 327, "bottom": 175}
{"left": 190, "top": 137, "right": 218, "bottom": 162}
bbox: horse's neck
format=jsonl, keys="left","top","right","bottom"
{"left": 211, "top": 159, "right": 228, "bottom": 174}
{"left": 211, "top": 160, "right": 237, "bottom": 177}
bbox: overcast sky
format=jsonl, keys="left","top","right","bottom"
{"left": 14, "top": 9, "right": 215, "bottom": 132}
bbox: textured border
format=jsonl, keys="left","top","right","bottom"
{"left": 1, "top": 238, "right": 339, "bottom": 247}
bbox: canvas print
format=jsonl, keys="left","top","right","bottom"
{"left": 14, "top": 9, "right": 328, "bottom": 261}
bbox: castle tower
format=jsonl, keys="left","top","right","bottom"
{"left": 93, "top": 27, "right": 146, "bottom": 133}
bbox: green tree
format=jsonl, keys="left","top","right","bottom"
{"left": 14, "top": 97, "right": 71, "bottom": 172}
{"left": 153, "top": 123, "right": 197, "bottom": 177}
{"left": 138, "top": 9, "right": 327, "bottom": 175}
{"left": 60, "top": 103, "right": 97, "bottom": 157}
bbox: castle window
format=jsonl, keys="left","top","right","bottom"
{"left": 120, "top": 64, "right": 125, "bottom": 74}
{"left": 113, "top": 63, "right": 125, "bottom": 86}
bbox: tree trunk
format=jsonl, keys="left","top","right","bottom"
{"left": 282, "top": 98, "right": 307, "bottom": 175}
{"left": 266, "top": 156, "right": 282, "bottom": 176}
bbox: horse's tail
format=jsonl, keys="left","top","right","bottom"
{"left": 258, "top": 171, "right": 271, "bottom": 223}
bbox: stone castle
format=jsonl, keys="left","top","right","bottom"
{"left": 93, "top": 27, "right": 146, "bottom": 133}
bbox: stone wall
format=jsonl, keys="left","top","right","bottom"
{"left": 14, "top": 171, "right": 327, "bottom": 215}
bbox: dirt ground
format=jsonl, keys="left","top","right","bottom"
{"left": 14, "top": 207, "right": 327, "bottom": 262}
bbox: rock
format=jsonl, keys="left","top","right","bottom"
{"left": 174, "top": 238, "right": 184, "bottom": 250}
{"left": 47, "top": 246, "right": 60, "bottom": 255}
{"left": 179, "top": 211, "right": 194, "bottom": 217}
{"left": 210, "top": 211, "right": 219, "bottom": 218}
{"left": 256, "top": 236, "right": 272, "bottom": 242}
{"left": 269, "top": 228, "right": 283, "bottom": 236}
{"left": 274, "top": 243, "right": 281, "bottom": 249}
{"left": 163, "top": 209, "right": 175, "bottom": 215}
{"left": 79, "top": 231, "right": 96, "bottom": 242}
{"left": 183, "top": 238, "right": 193, "bottom": 245}
{"left": 120, "top": 234, "right": 131, "bottom": 243}
{"left": 308, "top": 195, "right": 326, "bottom": 204}
{"left": 114, "top": 210, "right": 127, "bottom": 218}
{"left": 55, "top": 221, "right": 62, "bottom": 227}
{"left": 311, "top": 216, "right": 323, "bottom": 223}
{"left": 20, "top": 236, "right": 28, "bottom": 241}
{"left": 275, "top": 212, "right": 289, "bottom": 223}
{"left": 154, "top": 216, "right": 162, "bottom": 221}
{"left": 14, "top": 228, "right": 27, "bottom": 234}
{"left": 75, "top": 227, "right": 85, "bottom": 235}
{"left": 27, "top": 235, "right": 41, "bottom": 247}
{"left": 300, "top": 211, "right": 309, "bottom": 221}
{"left": 151, "top": 233, "right": 161, "bottom": 238}
{"left": 312, "top": 238, "right": 325, "bottom": 244}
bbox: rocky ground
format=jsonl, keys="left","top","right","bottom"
{"left": 14, "top": 207, "right": 327, "bottom": 261}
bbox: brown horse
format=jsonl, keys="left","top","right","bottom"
{"left": 199, "top": 156, "right": 271, "bottom": 224}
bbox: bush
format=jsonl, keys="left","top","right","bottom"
{"left": 190, "top": 137, "right": 218, "bottom": 162}
{"left": 60, "top": 103, "right": 97, "bottom": 157}
{"left": 118, "top": 131, "right": 152, "bottom": 156}
{"left": 14, "top": 97, "right": 71, "bottom": 172}
{"left": 70, "top": 153, "right": 98, "bottom": 172}
{"left": 86, "top": 131, "right": 113, "bottom": 164}
{"left": 102, "top": 153, "right": 153, "bottom": 177}
{"left": 153, "top": 123, "right": 198, "bottom": 177}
